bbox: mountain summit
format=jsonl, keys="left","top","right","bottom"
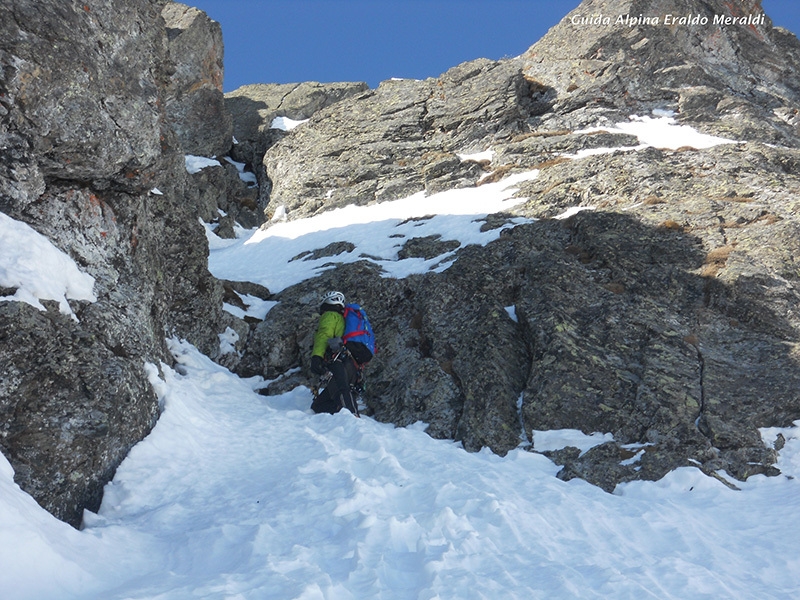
{"left": 522, "top": 0, "right": 800, "bottom": 141}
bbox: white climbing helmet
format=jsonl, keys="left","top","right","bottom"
{"left": 321, "top": 290, "right": 345, "bottom": 307}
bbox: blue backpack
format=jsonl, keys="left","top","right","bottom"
{"left": 342, "top": 303, "right": 375, "bottom": 363}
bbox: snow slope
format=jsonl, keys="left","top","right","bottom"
{"left": 2, "top": 340, "right": 800, "bottom": 599}
{"left": 206, "top": 170, "right": 538, "bottom": 293}
{"left": 2, "top": 115, "right": 800, "bottom": 599}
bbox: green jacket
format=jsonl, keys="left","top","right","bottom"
{"left": 312, "top": 310, "right": 345, "bottom": 358}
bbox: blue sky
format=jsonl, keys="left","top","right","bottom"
{"left": 186, "top": 0, "right": 800, "bottom": 92}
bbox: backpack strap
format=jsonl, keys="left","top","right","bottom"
{"left": 342, "top": 329, "right": 368, "bottom": 342}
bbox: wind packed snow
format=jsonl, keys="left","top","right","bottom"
{"left": 504, "top": 304, "right": 518, "bottom": 323}
{"left": 531, "top": 430, "right": 614, "bottom": 455}
{"left": 554, "top": 205, "right": 596, "bottom": 220}
{"left": 223, "top": 293, "right": 277, "bottom": 321}
{"left": 0, "top": 212, "right": 96, "bottom": 319}
{"left": 224, "top": 156, "right": 258, "bottom": 186}
{"left": 583, "top": 114, "right": 739, "bottom": 150}
{"left": 3, "top": 117, "right": 800, "bottom": 599}
{"left": 185, "top": 154, "right": 222, "bottom": 174}
{"left": 456, "top": 149, "right": 494, "bottom": 162}
{"left": 565, "top": 113, "right": 739, "bottom": 159}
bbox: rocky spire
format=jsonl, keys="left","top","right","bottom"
{"left": 162, "top": 3, "right": 233, "bottom": 157}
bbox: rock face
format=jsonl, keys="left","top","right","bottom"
{"left": 239, "top": 0, "right": 800, "bottom": 490}
{"left": 520, "top": 0, "right": 800, "bottom": 143}
{"left": 225, "top": 81, "right": 370, "bottom": 215}
{"left": 260, "top": 60, "right": 537, "bottom": 220}
{"left": 0, "top": 0, "right": 238, "bottom": 526}
{"left": 162, "top": 2, "right": 232, "bottom": 157}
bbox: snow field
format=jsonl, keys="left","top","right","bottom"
{"left": 3, "top": 340, "right": 800, "bottom": 599}
{"left": 206, "top": 171, "right": 538, "bottom": 293}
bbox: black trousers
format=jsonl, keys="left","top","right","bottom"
{"left": 311, "top": 356, "right": 358, "bottom": 414}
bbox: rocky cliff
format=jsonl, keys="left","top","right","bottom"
{"left": 162, "top": 2, "right": 232, "bottom": 158}
{"left": 237, "top": 0, "right": 800, "bottom": 490}
{"left": 0, "top": 0, "right": 244, "bottom": 526}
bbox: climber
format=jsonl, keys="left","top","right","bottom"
{"left": 309, "top": 290, "right": 361, "bottom": 415}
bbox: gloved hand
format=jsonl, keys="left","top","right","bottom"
{"left": 328, "top": 337, "right": 343, "bottom": 352}
{"left": 310, "top": 355, "right": 326, "bottom": 375}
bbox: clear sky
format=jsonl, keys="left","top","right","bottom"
{"left": 185, "top": 0, "right": 800, "bottom": 92}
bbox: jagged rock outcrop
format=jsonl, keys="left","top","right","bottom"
{"left": 239, "top": 0, "right": 800, "bottom": 489}
{"left": 161, "top": 3, "right": 259, "bottom": 236}
{"left": 0, "top": 0, "right": 238, "bottom": 526}
{"left": 511, "top": 136, "right": 800, "bottom": 487}
{"left": 162, "top": 2, "right": 232, "bottom": 157}
{"left": 225, "top": 81, "right": 369, "bottom": 215}
{"left": 521, "top": 0, "right": 800, "bottom": 142}
{"left": 186, "top": 155, "right": 263, "bottom": 235}
{"left": 259, "top": 59, "right": 538, "bottom": 220}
